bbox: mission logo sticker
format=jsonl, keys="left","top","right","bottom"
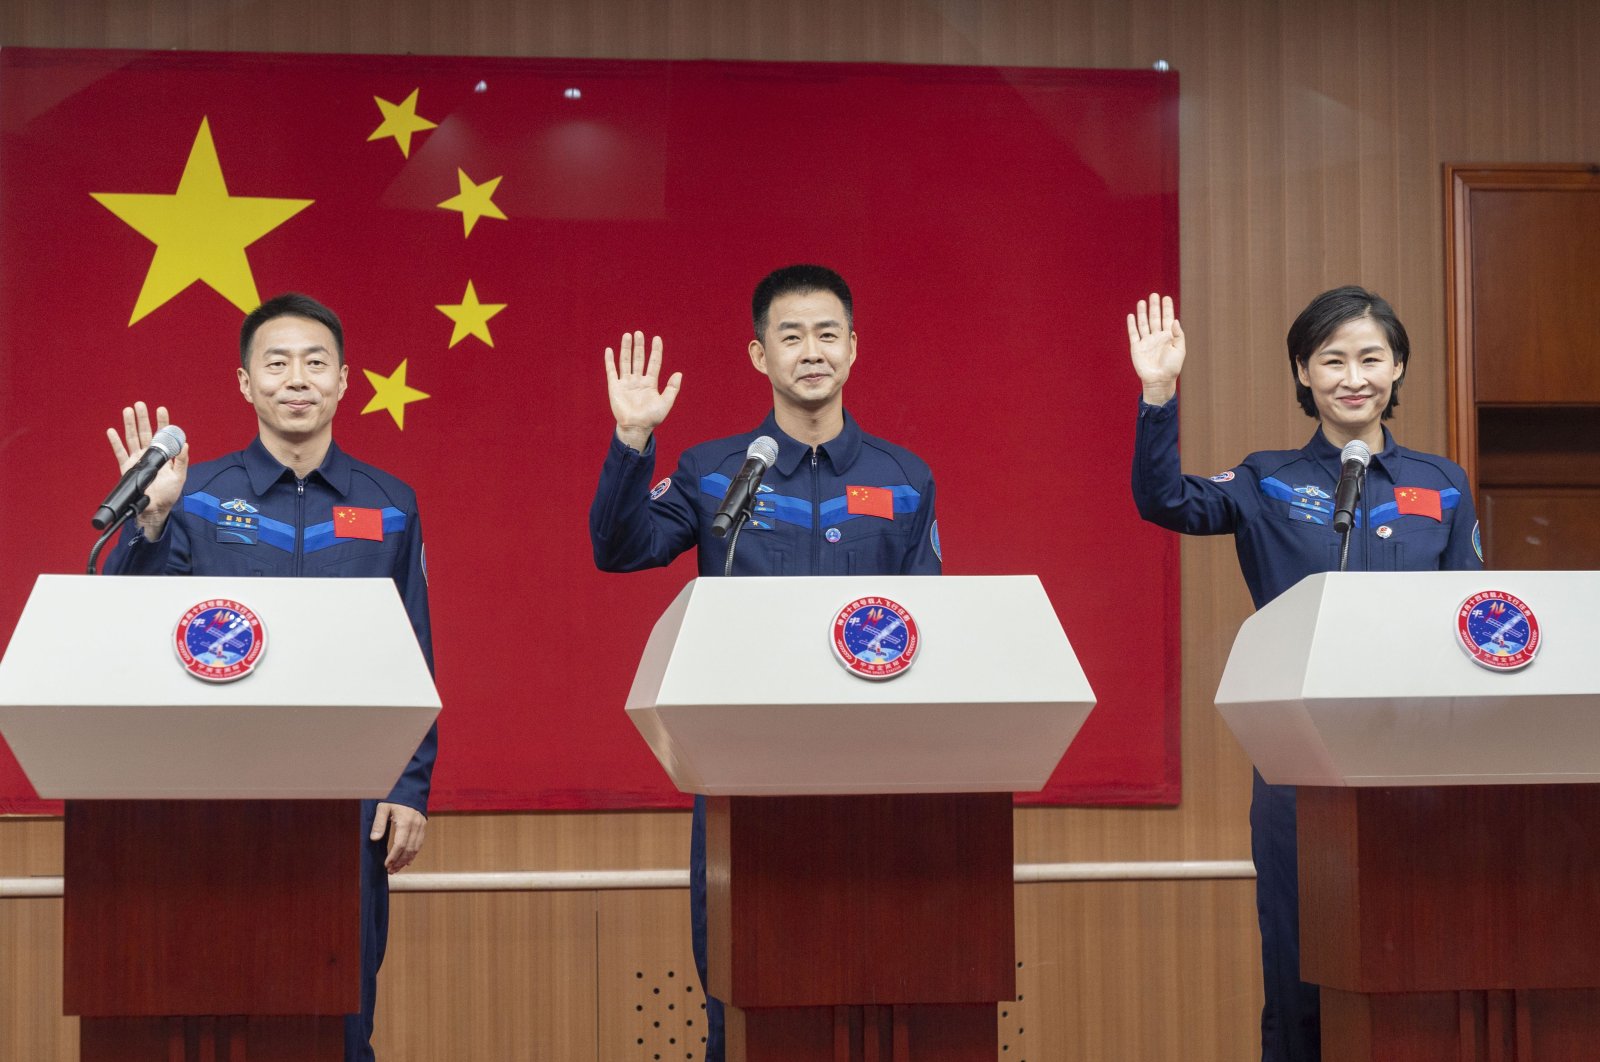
{"left": 1456, "top": 590, "right": 1540, "bottom": 672}
{"left": 174, "top": 599, "right": 266, "bottom": 682}
{"left": 831, "top": 596, "right": 919, "bottom": 680}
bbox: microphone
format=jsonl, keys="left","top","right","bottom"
{"left": 1331, "top": 439, "right": 1371, "bottom": 535}
{"left": 711, "top": 435, "right": 779, "bottom": 539}
{"left": 92, "top": 425, "right": 186, "bottom": 530}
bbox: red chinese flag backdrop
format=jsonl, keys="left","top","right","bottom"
{"left": 0, "top": 48, "right": 1179, "bottom": 813}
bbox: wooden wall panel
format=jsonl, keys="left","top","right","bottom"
{"left": 0, "top": 896, "right": 77, "bottom": 1062}
{"left": 1013, "top": 879, "right": 1261, "bottom": 1061}
{"left": 2, "top": 0, "right": 1599, "bottom": 1058}
{"left": 597, "top": 889, "right": 705, "bottom": 1061}
{"left": 372, "top": 890, "right": 598, "bottom": 1062}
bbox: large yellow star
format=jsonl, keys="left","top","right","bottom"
{"left": 436, "top": 280, "right": 507, "bottom": 348}
{"left": 368, "top": 89, "right": 437, "bottom": 158}
{"left": 91, "top": 118, "right": 313, "bottom": 325}
{"left": 362, "top": 359, "right": 430, "bottom": 430}
{"left": 437, "top": 169, "right": 506, "bottom": 237}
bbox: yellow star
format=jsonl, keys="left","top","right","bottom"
{"left": 437, "top": 168, "right": 506, "bottom": 237}
{"left": 435, "top": 280, "right": 507, "bottom": 348}
{"left": 368, "top": 89, "right": 437, "bottom": 158}
{"left": 91, "top": 118, "right": 314, "bottom": 325}
{"left": 361, "top": 359, "right": 430, "bottom": 430}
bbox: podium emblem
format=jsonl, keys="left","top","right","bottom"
{"left": 174, "top": 599, "right": 266, "bottom": 682}
{"left": 831, "top": 597, "right": 919, "bottom": 680}
{"left": 1457, "top": 591, "right": 1539, "bottom": 671}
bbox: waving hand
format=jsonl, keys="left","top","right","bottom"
{"left": 1127, "top": 293, "right": 1186, "bottom": 406}
{"left": 605, "top": 331, "right": 682, "bottom": 453}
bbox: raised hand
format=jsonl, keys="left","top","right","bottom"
{"left": 105, "top": 401, "right": 189, "bottom": 538}
{"left": 1127, "top": 292, "right": 1186, "bottom": 406}
{"left": 604, "top": 331, "right": 682, "bottom": 453}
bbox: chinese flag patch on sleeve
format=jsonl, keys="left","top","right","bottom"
{"left": 334, "top": 506, "right": 386, "bottom": 541}
{"left": 1393, "top": 487, "right": 1442, "bottom": 521}
{"left": 846, "top": 485, "right": 895, "bottom": 520}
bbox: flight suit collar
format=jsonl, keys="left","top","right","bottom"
{"left": 1305, "top": 424, "right": 1399, "bottom": 480}
{"left": 244, "top": 436, "right": 353, "bottom": 497}
{"left": 766, "top": 410, "right": 862, "bottom": 477}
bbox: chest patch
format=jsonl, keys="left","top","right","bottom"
{"left": 334, "top": 506, "right": 385, "bottom": 541}
{"left": 215, "top": 512, "right": 259, "bottom": 544}
{"left": 1394, "top": 486, "right": 1443, "bottom": 521}
{"left": 846, "top": 485, "right": 895, "bottom": 520}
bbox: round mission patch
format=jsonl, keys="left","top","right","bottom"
{"left": 1456, "top": 590, "right": 1539, "bottom": 672}
{"left": 830, "top": 596, "right": 920, "bottom": 680}
{"left": 174, "top": 599, "right": 266, "bottom": 683}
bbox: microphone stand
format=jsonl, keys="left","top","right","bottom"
{"left": 1336, "top": 474, "right": 1363, "bottom": 573}
{"left": 86, "top": 495, "right": 149, "bottom": 575}
{"left": 722, "top": 506, "right": 750, "bottom": 578}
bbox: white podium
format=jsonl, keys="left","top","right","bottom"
{"left": 626, "top": 575, "right": 1094, "bottom": 1062}
{"left": 1216, "top": 571, "right": 1600, "bottom": 1060}
{"left": 0, "top": 574, "right": 441, "bottom": 1062}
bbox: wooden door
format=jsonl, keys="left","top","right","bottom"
{"left": 1446, "top": 164, "right": 1600, "bottom": 570}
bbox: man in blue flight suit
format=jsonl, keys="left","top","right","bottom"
{"left": 590, "top": 264, "right": 941, "bottom": 1061}
{"left": 1128, "top": 288, "right": 1480, "bottom": 1061}
{"left": 103, "top": 292, "right": 438, "bottom": 1062}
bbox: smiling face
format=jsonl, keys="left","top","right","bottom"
{"left": 1294, "top": 314, "right": 1404, "bottom": 448}
{"left": 747, "top": 289, "right": 857, "bottom": 418}
{"left": 237, "top": 314, "right": 349, "bottom": 447}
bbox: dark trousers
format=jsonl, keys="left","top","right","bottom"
{"left": 690, "top": 795, "right": 725, "bottom": 1062}
{"left": 344, "top": 799, "right": 389, "bottom": 1062}
{"left": 1250, "top": 771, "right": 1321, "bottom": 1062}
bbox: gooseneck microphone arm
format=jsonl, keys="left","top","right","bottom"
{"left": 86, "top": 495, "right": 149, "bottom": 575}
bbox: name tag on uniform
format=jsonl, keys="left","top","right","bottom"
{"left": 215, "top": 513, "right": 259, "bottom": 544}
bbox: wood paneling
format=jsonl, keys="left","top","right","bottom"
{"left": 596, "top": 889, "right": 706, "bottom": 1062}
{"left": 2, "top": 0, "right": 1599, "bottom": 1058}
{"left": 1481, "top": 488, "right": 1600, "bottom": 569}
{"left": 1012, "top": 879, "right": 1262, "bottom": 1061}
{"left": 63, "top": 800, "right": 358, "bottom": 1017}
{"left": 709, "top": 794, "right": 1013, "bottom": 1007}
{"left": 1299, "top": 786, "right": 1600, "bottom": 994}
{"left": 1468, "top": 187, "right": 1600, "bottom": 404}
{"left": 0, "top": 895, "right": 77, "bottom": 1062}
{"left": 372, "top": 889, "right": 599, "bottom": 1061}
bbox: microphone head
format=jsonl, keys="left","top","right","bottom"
{"left": 1340, "top": 439, "right": 1371, "bottom": 468}
{"left": 746, "top": 435, "right": 779, "bottom": 468}
{"left": 150, "top": 424, "right": 186, "bottom": 460}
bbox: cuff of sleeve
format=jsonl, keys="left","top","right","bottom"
{"left": 130, "top": 514, "right": 174, "bottom": 548}
{"left": 1138, "top": 394, "right": 1178, "bottom": 418}
{"left": 609, "top": 431, "right": 656, "bottom": 462}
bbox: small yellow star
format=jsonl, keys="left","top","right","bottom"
{"left": 92, "top": 118, "right": 313, "bottom": 325}
{"left": 435, "top": 280, "right": 507, "bottom": 348}
{"left": 362, "top": 359, "right": 430, "bottom": 429}
{"left": 437, "top": 168, "right": 506, "bottom": 237}
{"left": 368, "top": 89, "right": 438, "bottom": 158}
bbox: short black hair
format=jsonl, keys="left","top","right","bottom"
{"left": 1286, "top": 285, "right": 1409, "bottom": 420}
{"left": 240, "top": 293, "right": 346, "bottom": 368}
{"left": 752, "top": 264, "right": 853, "bottom": 340}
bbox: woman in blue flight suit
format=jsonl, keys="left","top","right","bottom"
{"left": 1127, "top": 287, "right": 1481, "bottom": 1062}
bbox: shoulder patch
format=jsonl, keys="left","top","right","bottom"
{"left": 649, "top": 477, "right": 672, "bottom": 501}
{"left": 1473, "top": 521, "right": 1482, "bottom": 562}
{"left": 931, "top": 519, "right": 942, "bottom": 562}
{"left": 1209, "top": 470, "right": 1235, "bottom": 483}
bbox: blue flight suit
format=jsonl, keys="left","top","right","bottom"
{"left": 590, "top": 410, "right": 941, "bottom": 1062}
{"left": 106, "top": 436, "right": 438, "bottom": 1062}
{"left": 1131, "top": 397, "right": 1480, "bottom": 1062}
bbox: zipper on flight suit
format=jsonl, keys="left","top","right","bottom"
{"left": 294, "top": 478, "right": 305, "bottom": 576}
{"left": 810, "top": 450, "right": 821, "bottom": 575}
